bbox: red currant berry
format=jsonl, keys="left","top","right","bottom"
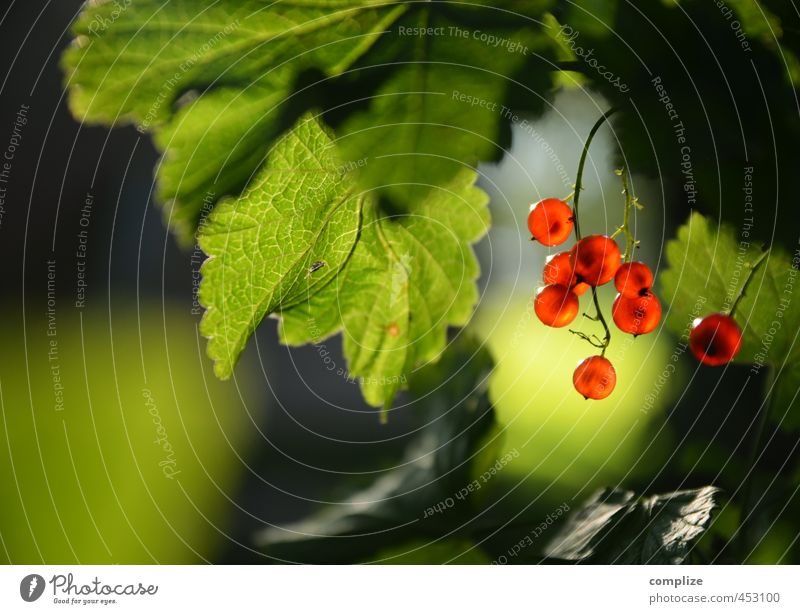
{"left": 689, "top": 313, "right": 742, "bottom": 366}
{"left": 543, "top": 252, "right": 588, "bottom": 296}
{"left": 527, "top": 198, "right": 574, "bottom": 246}
{"left": 570, "top": 235, "right": 621, "bottom": 286}
{"left": 614, "top": 261, "right": 654, "bottom": 298}
{"left": 612, "top": 292, "right": 662, "bottom": 336}
{"left": 573, "top": 356, "right": 616, "bottom": 400}
{"left": 534, "top": 284, "right": 580, "bottom": 328}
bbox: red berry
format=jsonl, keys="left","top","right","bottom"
{"left": 689, "top": 313, "right": 742, "bottom": 366}
{"left": 543, "top": 252, "right": 588, "bottom": 296}
{"left": 573, "top": 356, "right": 616, "bottom": 400}
{"left": 528, "top": 198, "right": 574, "bottom": 246}
{"left": 612, "top": 292, "right": 662, "bottom": 335}
{"left": 570, "top": 235, "right": 621, "bottom": 286}
{"left": 614, "top": 262, "right": 654, "bottom": 298}
{"left": 534, "top": 284, "right": 580, "bottom": 328}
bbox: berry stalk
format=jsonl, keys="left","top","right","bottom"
{"left": 571, "top": 108, "right": 618, "bottom": 355}
{"left": 728, "top": 249, "right": 769, "bottom": 318}
{"left": 572, "top": 107, "right": 619, "bottom": 242}
{"left": 614, "top": 167, "right": 642, "bottom": 263}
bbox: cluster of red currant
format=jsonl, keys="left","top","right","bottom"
{"left": 526, "top": 110, "right": 754, "bottom": 401}
{"left": 528, "top": 197, "right": 661, "bottom": 400}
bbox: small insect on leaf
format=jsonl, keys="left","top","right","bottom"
{"left": 308, "top": 261, "right": 326, "bottom": 275}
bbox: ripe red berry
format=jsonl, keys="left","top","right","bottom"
{"left": 689, "top": 313, "right": 742, "bottom": 366}
{"left": 534, "top": 284, "right": 580, "bottom": 328}
{"left": 573, "top": 356, "right": 616, "bottom": 400}
{"left": 614, "top": 261, "right": 654, "bottom": 298}
{"left": 570, "top": 235, "right": 621, "bottom": 286}
{"left": 528, "top": 198, "right": 574, "bottom": 246}
{"left": 543, "top": 252, "right": 589, "bottom": 296}
{"left": 612, "top": 292, "right": 662, "bottom": 335}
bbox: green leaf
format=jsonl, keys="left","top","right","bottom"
{"left": 256, "top": 336, "right": 498, "bottom": 563}
{"left": 61, "top": 1, "right": 542, "bottom": 405}
{"left": 63, "top": 0, "right": 407, "bottom": 242}
{"left": 660, "top": 212, "right": 800, "bottom": 428}
{"left": 337, "top": 8, "right": 547, "bottom": 207}
{"left": 544, "top": 486, "right": 720, "bottom": 564}
{"left": 726, "top": 0, "right": 800, "bottom": 85}
{"left": 198, "top": 114, "right": 363, "bottom": 379}
{"left": 279, "top": 167, "right": 489, "bottom": 406}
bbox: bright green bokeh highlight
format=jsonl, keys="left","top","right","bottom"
{"left": 476, "top": 287, "right": 677, "bottom": 499}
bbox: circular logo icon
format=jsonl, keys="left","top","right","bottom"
{"left": 20, "top": 574, "right": 45, "bottom": 602}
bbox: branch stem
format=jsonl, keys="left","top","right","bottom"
{"left": 573, "top": 108, "right": 618, "bottom": 242}
{"left": 617, "top": 167, "right": 639, "bottom": 263}
{"left": 570, "top": 108, "right": 618, "bottom": 355}
{"left": 729, "top": 250, "right": 769, "bottom": 318}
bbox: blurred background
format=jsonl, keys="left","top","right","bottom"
{"left": 1, "top": 0, "right": 798, "bottom": 564}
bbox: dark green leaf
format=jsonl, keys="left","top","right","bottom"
{"left": 545, "top": 486, "right": 720, "bottom": 564}
{"left": 256, "top": 336, "right": 498, "bottom": 563}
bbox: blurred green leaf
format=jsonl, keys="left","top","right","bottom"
{"left": 544, "top": 486, "right": 720, "bottom": 564}
{"left": 728, "top": 0, "right": 800, "bottom": 85}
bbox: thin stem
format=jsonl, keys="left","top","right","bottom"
{"left": 617, "top": 167, "right": 641, "bottom": 263}
{"left": 590, "top": 287, "right": 612, "bottom": 356}
{"left": 570, "top": 108, "right": 618, "bottom": 355}
{"left": 573, "top": 108, "right": 619, "bottom": 242}
{"left": 729, "top": 250, "right": 769, "bottom": 318}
